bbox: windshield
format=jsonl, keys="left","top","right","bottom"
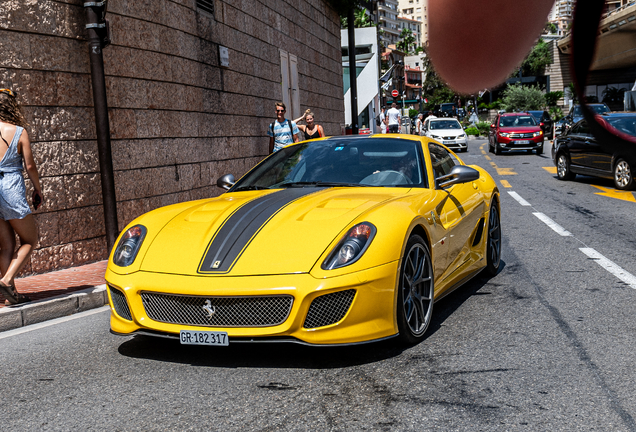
{"left": 528, "top": 111, "right": 542, "bottom": 118}
{"left": 231, "top": 138, "right": 426, "bottom": 190}
{"left": 573, "top": 105, "right": 609, "bottom": 116}
{"left": 607, "top": 115, "right": 636, "bottom": 137}
{"left": 430, "top": 119, "right": 462, "bottom": 130}
{"left": 499, "top": 115, "right": 537, "bottom": 127}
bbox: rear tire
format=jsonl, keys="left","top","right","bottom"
{"left": 396, "top": 235, "right": 434, "bottom": 345}
{"left": 556, "top": 153, "right": 575, "bottom": 181}
{"left": 614, "top": 159, "right": 635, "bottom": 190}
{"left": 483, "top": 200, "right": 501, "bottom": 276}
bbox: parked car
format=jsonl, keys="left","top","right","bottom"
{"left": 552, "top": 113, "right": 636, "bottom": 190}
{"left": 527, "top": 110, "right": 554, "bottom": 140}
{"left": 564, "top": 103, "right": 611, "bottom": 128}
{"left": 423, "top": 117, "right": 468, "bottom": 152}
{"left": 554, "top": 117, "right": 568, "bottom": 135}
{"left": 440, "top": 102, "right": 458, "bottom": 118}
{"left": 488, "top": 112, "right": 544, "bottom": 155}
{"left": 105, "top": 134, "right": 501, "bottom": 346}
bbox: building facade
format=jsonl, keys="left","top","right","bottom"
{"left": 398, "top": 0, "right": 428, "bottom": 44}
{"left": 378, "top": 0, "right": 401, "bottom": 46}
{"left": 0, "top": 0, "right": 344, "bottom": 275}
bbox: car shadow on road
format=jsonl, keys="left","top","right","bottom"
{"left": 116, "top": 262, "right": 505, "bottom": 369}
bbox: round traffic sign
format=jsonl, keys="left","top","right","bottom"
{"left": 391, "top": 89, "right": 399, "bottom": 97}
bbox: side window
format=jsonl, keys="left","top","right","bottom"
{"left": 577, "top": 121, "right": 590, "bottom": 136}
{"left": 428, "top": 142, "right": 456, "bottom": 181}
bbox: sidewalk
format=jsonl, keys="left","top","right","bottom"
{"left": 0, "top": 260, "right": 108, "bottom": 332}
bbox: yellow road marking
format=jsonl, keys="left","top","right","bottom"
{"left": 484, "top": 155, "right": 491, "bottom": 161}
{"left": 481, "top": 150, "right": 487, "bottom": 154}
{"left": 500, "top": 180, "right": 511, "bottom": 188}
{"left": 543, "top": 167, "right": 557, "bottom": 174}
{"left": 496, "top": 167, "right": 517, "bottom": 175}
{"left": 592, "top": 185, "right": 636, "bottom": 203}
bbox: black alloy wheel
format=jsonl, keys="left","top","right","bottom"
{"left": 614, "top": 159, "right": 635, "bottom": 191}
{"left": 556, "top": 153, "right": 576, "bottom": 180}
{"left": 396, "top": 235, "right": 434, "bottom": 344}
{"left": 483, "top": 200, "right": 501, "bottom": 276}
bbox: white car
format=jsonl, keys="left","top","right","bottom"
{"left": 423, "top": 118, "right": 468, "bottom": 152}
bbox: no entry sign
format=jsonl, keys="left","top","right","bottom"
{"left": 391, "top": 89, "right": 399, "bottom": 98}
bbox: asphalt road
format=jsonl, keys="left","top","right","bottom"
{"left": 2, "top": 138, "right": 636, "bottom": 431}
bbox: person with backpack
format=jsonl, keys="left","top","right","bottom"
{"left": 268, "top": 102, "right": 300, "bottom": 153}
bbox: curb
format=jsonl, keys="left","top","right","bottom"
{"left": 0, "top": 284, "right": 108, "bottom": 332}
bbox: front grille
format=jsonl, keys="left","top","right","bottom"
{"left": 109, "top": 286, "right": 132, "bottom": 321}
{"left": 303, "top": 290, "right": 356, "bottom": 329}
{"left": 442, "top": 136, "right": 456, "bottom": 140}
{"left": 510, "top": 132, "right": 534, "bottom": 138}
{"left": 141, "top": 293, "right": 293, "bottom": 327}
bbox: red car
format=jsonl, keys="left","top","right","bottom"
{"left": 488, "top": 112, "right": 544, "bottom": 155}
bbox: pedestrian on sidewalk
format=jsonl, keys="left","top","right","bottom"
{"left": 0, "top": 88, "right": 44, "bottom": 305}
{"left": 387, "top": 103, "right": 401, "bottom": 134}
{"left": 293, "top": 109, "right": 325, "bottom": 140}
{"left": 267, "top": 102, "right": 300, "bottom": 153}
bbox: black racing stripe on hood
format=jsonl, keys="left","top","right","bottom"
{"left": 198, "top": 188, "right": 324, "bottom": 273}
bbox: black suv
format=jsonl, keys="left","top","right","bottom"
{"left": 527, "top": 110, "right": 553, "bottom": 140}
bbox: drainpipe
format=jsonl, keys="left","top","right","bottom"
{"left": 84, "top": 1, "right": 119, "bottom": 253}
{"left": 348, "top": 7, "right": 359, "bottom": 134}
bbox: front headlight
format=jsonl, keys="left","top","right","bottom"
{"left": 322, "top": 222, "right": 377, "bottom": 270}
{"left": 533, "top": 131, "right": 543, "bottom": 137}
{"left": 499, "top": 132, "right": 509, "bottom": 137}
{"left": 113, "top": 225, "right": 147, "bottom": 267}
{"left": 458, "top": 134, "right": 466, "bottom": 139}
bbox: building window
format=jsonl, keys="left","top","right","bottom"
{"left": 280, "top": 50, "right": 300, "bottom": 120}
{"left": 196, "top": 0, "right": 214, "bottom": 15}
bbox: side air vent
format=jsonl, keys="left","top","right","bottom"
{"left": 109, "top": 286, "right": 132, "bottom": 321}
{"left": 196, "top": 0, "right": 214, "bottom": 15}
{"left": 472, "top": 217, "right": 486, "bottom": 247}
{"left": 303, "top": 290, "right": 356, "bottom": 329}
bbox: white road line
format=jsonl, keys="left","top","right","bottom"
{"left": 533, "top": 212, "right": 572, "bottom": 236}
{"left": 580, "top": 248, "right": 636, "bottom": 289}
{"left": 0, "top": 306, "right": 110, "bottom": 340}
{"left": 508, "top": 191, "right": 531, "bottom": 206}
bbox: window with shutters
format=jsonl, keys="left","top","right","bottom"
{"left": 279, "top": 49, "right": 300, "bottom": 120}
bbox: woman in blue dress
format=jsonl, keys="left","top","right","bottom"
{"left": 0, "top": 88, "right": 44, "bottom": 305}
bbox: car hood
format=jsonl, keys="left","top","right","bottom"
{"left": 427, "top": 129, "right": 464, "bottom": 136}
{"left": 139, "top": 187, "right": 408, "bottom": 276}
{"left": 498, "top": 126, "right": 541, "bottom": 133}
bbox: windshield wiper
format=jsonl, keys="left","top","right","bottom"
{"left": 232, "top": 185, "right": 270, "bottom": 191}
{"left": 279, "top": 181, "right": 369, "bottom": 188}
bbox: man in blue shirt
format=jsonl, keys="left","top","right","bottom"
{"left": 268, "top": 102, "right": 300, "bottom": 153}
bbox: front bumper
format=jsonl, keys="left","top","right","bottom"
{"left": 495, "top": 135, "right": 544, "bottom": 150}
{"left": 105, "top": 262, "right": 400, "bottom": 345}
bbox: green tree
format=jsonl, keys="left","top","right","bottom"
{"left": 420, "top": 47, "right": 456, "bottom": 108}
{"left": 545, "top": 91, "right": 564, "bottom": 107}
{"left": 501, "top": 84, "right": 546, "bottom": 112}
{"left": 396, "top": 28, "right": 416, "bottom": 54}
{"left": 341, "top": 5, "right": 376, "bottom": 28}
{"left": 520, "top": 38, "right": 552, "bottom": 76}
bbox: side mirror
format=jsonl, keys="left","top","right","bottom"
{"left": 436, "top": 165, "right": 480, "bottom": 189}
{"left": 216, "top": 174, "right": 235, "bottom": 190}
{"left": 490, "top": 123, "right": 496, "bottom": 128}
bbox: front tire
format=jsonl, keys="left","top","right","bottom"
{"left": 484, "top": 200, "right": 501, "bottom": 276}
{"left": 536, "top": 145, "right": 543, "bottom": 155}
{"left": 494, "top": 143, "right": 502, "bottom": 155}
{"left": 396, "top": 235, "right": 434, "bottom": 345}
{"left": 614, "top": 159, "right": 634, "bottom": 190}
{"left": 556, "top": 153, "right": 575, "bottom": 180}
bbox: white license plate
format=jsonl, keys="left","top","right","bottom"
{"left": 443, "top": 140, "right": 455, "bottom": 144}
{"left": 515, "top": 140, "right": 531, "bottom": 144}
{"left": 180, "top": 330, "right": 229, "bottom": 346}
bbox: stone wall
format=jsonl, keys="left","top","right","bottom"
{"left": 0, "top": 0, "right": 344, "bottom": 275}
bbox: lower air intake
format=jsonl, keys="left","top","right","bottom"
{"left": 141, "top": 293, "right": 293, "bottom": 327}
{"left": 303, "top": 289, "right": 356, "bottom": 329}
{"left": 109, "top": 286, "right": 132, "bottom": 321}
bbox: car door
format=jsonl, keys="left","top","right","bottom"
{"left": 579, "top": 127, "right": 612, "bottom": 173}
{"left": 428, "top": 143, "right": 484, "bottom": 288}
{"left": 564, "top": 122, "right": 589, "bottom": 168}
{"left": 489, "top": 115, "right": 499, "bottom": 145}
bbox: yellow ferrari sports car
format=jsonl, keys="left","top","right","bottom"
{"left": 106, "top": 134, "right": 500, "bottom": 346}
